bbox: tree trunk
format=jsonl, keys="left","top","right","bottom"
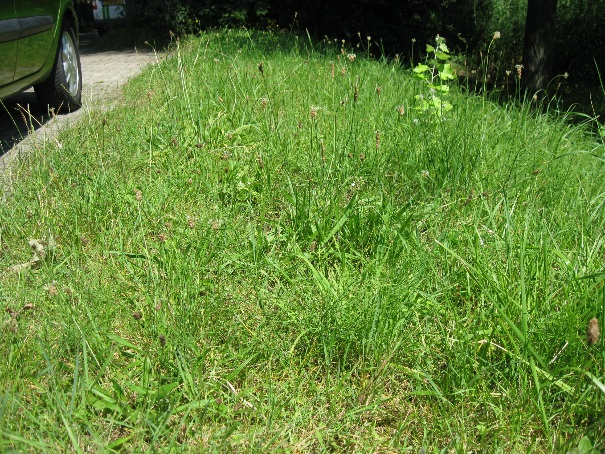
{"left": 522, "top": 0, "right": 557, "bottom": 94}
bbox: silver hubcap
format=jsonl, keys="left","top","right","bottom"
{"left": 61, "top": 31, "right": 79, "bottom": 96}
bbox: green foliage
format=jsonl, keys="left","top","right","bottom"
{"left": 413, "top": 36, "right": 457, "bottom": 115}
{"left": 1, "top": 30, "right": 605, "bottom": 451}
{"left": 567, "top": 436, "right": 598, "bottom": 454}
{"left": 124, "top": 0, "right": 270, "bottom": 36}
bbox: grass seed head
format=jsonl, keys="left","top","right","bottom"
{"left": 587, "top": 318, "right": 600, "bottom": 346}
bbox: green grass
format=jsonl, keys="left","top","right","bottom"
{"left": 1, "top": 29, "right": 605, "bottom": 452}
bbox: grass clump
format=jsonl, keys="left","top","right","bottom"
{"left": 1, "top": 29, "right": 605, "bottom": 451}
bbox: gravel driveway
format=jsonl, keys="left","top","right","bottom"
{"left": 0, "top": 31, "right": 161, "bottom": 174}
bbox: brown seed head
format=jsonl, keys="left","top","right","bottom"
{"left": 587, "top": 318, "right": 600, "bottom": 346}
{"left": 132, "top": 311, "right": 142, "bottom": 321}
{"left": 6, "top": 306, "right": 17, "bottom": 317}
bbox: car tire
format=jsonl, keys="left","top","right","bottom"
{"left": 34, "top": 18, "right": 82, "bottom": 113}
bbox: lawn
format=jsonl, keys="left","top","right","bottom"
{"left": 1, "top": 29, "right": 604, "bottom": 452}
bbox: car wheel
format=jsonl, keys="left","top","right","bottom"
{"left": 34, "top": 19, "right": 82, "bottom": 112}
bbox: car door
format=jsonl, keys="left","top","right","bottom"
{"left": 13, "top": 0, "right": 59, "bottom": 81}
{"left": 0, "top": 1, "right": 17, "bottom": 86}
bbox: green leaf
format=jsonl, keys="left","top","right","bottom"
{"left": 584, "top": 371, "right": 605, "bottom": 395}
{"left": 426, "top": 44, "right": 435, "bottom": 52}
{"left": 175, "top": 399, "right": 212, "bottom": 413}
{"left": 221, "top": 422, "right": 241, "bottom": 440}
{"left": 436, "top": 51, "right": 449, "bottom": 61}
{"left": 124, "top": 382, "right": 148, "bottom": 396}
{"left": 90, "top": 385, "right": 117, "bottom": 404}
{"left": 108, "top": 435, "right": 133, "bottom": 450}
{"left": 156, "top": 382, "right": 180, "bottom": 400}
{"left": 413, "top": 64, "right": 430, "bottom": 74}
{"left": 577, "top": 436, "right": 593, "bottom": 453}
{"left": 439, "top": 42, "right": 449, "bottom": 53}
{"left": 439, "top": 64, "right": 456, "bottom": 80}
{"left": 106, "top": 333, "right": 140, "bottom": 352}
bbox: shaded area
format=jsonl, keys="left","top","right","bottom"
{"left": 0, "top": 31, "right": 98, "bottom": 158}
{"left": 0, "top": 92, "right": 52, "bottom": 157}
{"left": 0, "top": 29, "right": 153, "bottom": 159}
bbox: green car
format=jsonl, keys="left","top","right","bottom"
{"left": 0, "top": 0, "right": 82, "bottom": 112}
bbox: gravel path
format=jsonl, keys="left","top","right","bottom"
{"left": 0, "top": 31, "right": 162, "bottom": 178}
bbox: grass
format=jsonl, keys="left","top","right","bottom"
{"left": 1, "top": 28, "right": 605, "bottom": 451}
